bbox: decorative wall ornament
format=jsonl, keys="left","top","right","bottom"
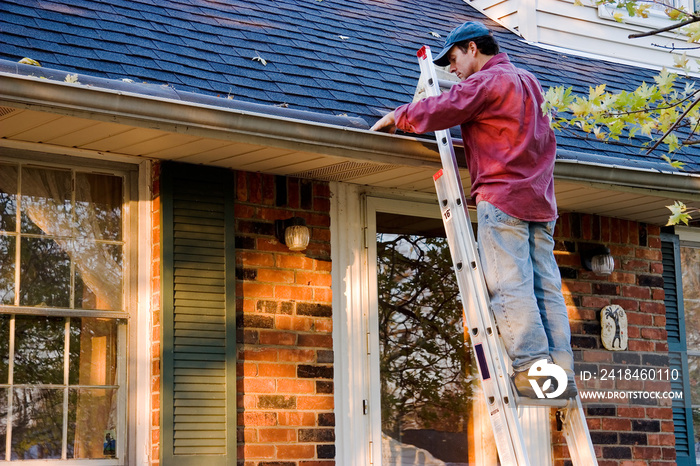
{"left": 601, "top": 304, "right": 628, "bottom": 351}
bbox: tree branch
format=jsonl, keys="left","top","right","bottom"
{"left": 629, "top": 16, "right": 700, "bottom": 39}
{"left": 646, "top": 91, "right": 700, "bottom": 154}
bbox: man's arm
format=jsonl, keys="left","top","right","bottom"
{"left": 370, "top": 110, "right": 396, "bottom": 133}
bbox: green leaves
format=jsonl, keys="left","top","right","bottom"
{"left": 667, "top": 201, "right": 692, "bottom": 225}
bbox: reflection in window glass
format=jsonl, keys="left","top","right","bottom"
{"left": 681, "top": 245, "right": 700, "bottom": 352}
{"left": 0, "top": 315, "right": 9, "bottom": 383}
{"left": 377, "top": 213, "right": 482, "bottom": 465}
{"left": 11, "top": 388, "right": 63, "bottom": 460}
{"left": 0, "top": 388, "right": 6, "bottom": 457}
{"left": 20, "top": 237, "right": 71, "bottom": 308}
{"left": 69, "top": 318, "right": 118, "bottom": 386}
{"left": 14, "top": 316, "right": 65, "bottom": 385}
{"left": 0, "top": 235, "right": 15, "bottom": 305}
{"left": 20, "top": 167, "right": 72, "bottom": 236}
{"left": 74, "top": 242, "right": 122, "bottom": 311}
{"left": 75, "top": 173, "right": 122, "bottom": 241}
{"left": 67, "top": 389, "right": 118, "bottom": 459}
{"left": 0, "top": 163, "right": 17, "bottom": 232}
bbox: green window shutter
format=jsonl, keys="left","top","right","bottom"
{"left": 661, "top": 233, "right": 696, "bottom": 466}
{"left": 161, "top": 162, "right": 237, "bottom": 465}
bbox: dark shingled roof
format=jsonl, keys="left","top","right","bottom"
{"left": 1, "top": 0, "right": 699, "bottom": 172}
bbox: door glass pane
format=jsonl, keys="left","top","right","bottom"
{"left": 0, "top": 388, "right": 6, "bottom": 457}
{"left": 11, "top": 388, "right": 64, "bottom": 459}
{"left": 14, "top": 315, "right": 65, "bottom": 385}
{"left": 0, "top": 163, "right": 17, "bottom": 232}
{"left": 377, "top": 212, "right": 485, "bottom": 466}
{"left": 67, "top": 388, "right": 118, "bottom": 459}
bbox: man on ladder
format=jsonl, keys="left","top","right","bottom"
{"left": 370, "top": 20, "right": 578, "bottom": 400}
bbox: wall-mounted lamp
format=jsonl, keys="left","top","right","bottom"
{"left": 275, "top": 216, "right": 310, "bottom": 252}
{"left": 580, "top": 243, "right": 615, "bottom": 276}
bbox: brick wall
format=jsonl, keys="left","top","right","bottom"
{"left": 150, "top": 167, "right": 333, "bottom": 465}
{"left": 553, "top": 213, "right": 676, "bottom": 466}
{"left": 235, "top": 172, "right": 335, "bottom": 466}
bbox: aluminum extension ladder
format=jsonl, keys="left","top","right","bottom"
{"left": 415, "top": 45, "right": 598, "bottom": 466}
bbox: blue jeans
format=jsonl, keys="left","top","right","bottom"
{"left": 476, "top": 201, "right": 574, "bottom": 374}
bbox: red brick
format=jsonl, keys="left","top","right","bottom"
{"left": 622, "top": 285, "right": 650, "bottom": 300}
{"left": 636, "top": 248, "right": 662, "bottom": 261}
{"left": 297, "top": 395, "right": 334, "bottom": 409}
{"left": 240, "top": 412, "right": 278, "bottom": 426}
{"left": 581, "top": 296, "right": 611, "bottom": 308}
{"left": 277, "top": 254, "right": 316, "bottom": 270}
{"left": 258, "top": 363, "right": 297, "bottom": 378}
{"left": 627, "top": 311, "right": 653, "bottom": 326}
{"left": 244, "top": 444, "right": 275, "bottom": 459}
{"left": 259, "top": 330, "right": 298, "bottom": 346}
{"left": 241, "top": 282, "right": 275, "bottom": 298}
{"left": 258, "top": 427, "right": 297, "bottom": 442}
{"left": 296, "top": 271, "right": 332, "bottom": 287}
{"left": 640, "top": 301, "right": 665, "bottom": 315}
{"left": 275, "top": 285, "right": 314, "bottom": 300}
{"left": 313, "top": 182, "right": 331, "bottom": 198}
{"left": 633, "top": 446, "right": 662, "bottom": 460}
{"left": 298, "top": 334, "right": 333, "bottom": 348}
{"left": 277, "top": 379, "right": 316, "bottom": 394}
{"left": 611, "top": 298, "right": 639, "bottom": 311}
{"left": 277, "top": 444, "right": 316, "bottom": 459}
{"left": 239, "top": 378, "right": 276, "bottom": 393}
{"left": 641, "top": 327, "right": 666, "bottom": 340}
{"left": 278, "top": 411, "right": 316, "bottom": 426}
{"left": 562, "top": 280, "right": 591, "bottom": 294}
{"left": 257, "top": 269, "right": 295, "bottom": 284}
{"left": 628, "top": 340, "right": 655, "bottom": 351}
{"left": 314, "top": 288, "right": 333, "bottom": 303}
{"left": 240, "top": 348, "right": 279, "bottom": 362}
{"left": 602, "top": 418, "right": 631, "bottom": 430}
{"left": 276, "top": 315, "right": 314, "bottom": 332}
{"left": 278, "top": 349, "right": 316, "bottom": 362}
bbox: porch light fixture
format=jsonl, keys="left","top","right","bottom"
{"left": 275, "top": 216, "right": 310, "bottom": 252}
{"left": 580, "top": 243, "right": 615, "bottom": 276}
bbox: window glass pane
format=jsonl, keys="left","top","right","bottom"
{"left": 0, "top": 235, "right": 16, "bottom": 305}
{"left": 67, "top": 388, "right": 118, "bottom": 459}
{"left": 0, "top": 163, "right": 17, "bottom": 232}
{"left": 75, "top": 173, "right": 122, "bottom": 241}
{"left": 11, "top": 388, "right": 63, "bottom": 460}
{"left": 69, "top": 318, "right": 118, "bottom": 386}
{"left": 377, "top": 213, "right": 484, "bottom": 465}
{"left": 0, "top": 315, "right": 9, "bottom": 383}
{"left": 14, "top": 316, "right": 65, "bottom": 385}
{"left": 20, "top": 167, "right": 72, "bottom": 236}
{"left": 74, "top": 242, "right": 122, "bottom": 311}
{"left": 0, "top": 388, "right": 6, "bottom": 458}
{"left": 20, "top": 236, "right": 71, "bottom": 308}
{"left": 681, "top": 245, "right": 700, "bottom": 352}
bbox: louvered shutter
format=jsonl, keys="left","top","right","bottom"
{"left": 161, "top": 162, "right": 236, "bottom": 465}
{"left": 661, "top": 233, "right": 696, "bottom": 466}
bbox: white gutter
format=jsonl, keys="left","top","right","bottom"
{"left": 1, "top": 71, "right": 699, "bottom": 200}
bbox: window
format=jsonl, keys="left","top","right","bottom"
{"left": 662, "top": 230, "right": 699, "bottom": 466}
{"left": 679, "top": 238, "right": 700, "bottom": 463}
{"left": 0, "top": 160, "right": 129, "bottom": 462}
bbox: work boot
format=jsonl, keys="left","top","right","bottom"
{"left": 512, "top": 370, "right": 578, "bottom": 399}
{"left": 511, "top": 370, "right": 550, "bottom": 398}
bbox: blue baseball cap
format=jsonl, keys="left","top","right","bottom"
{"left": 433, "top": 21, "right": 491, "bottom": 67}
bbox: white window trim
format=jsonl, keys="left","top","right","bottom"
{"left": 0, "top": 147, "right": 151, "bottom": 465}
{"left": 332, "top": 183, "right": 551, "bottom": 466}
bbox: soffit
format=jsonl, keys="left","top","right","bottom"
{"left": 1, "top": 104, "right": 698, "bottom": 227}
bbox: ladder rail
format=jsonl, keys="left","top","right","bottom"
{"left": 419, "top": 45, "right": 530, "bottom": 466}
